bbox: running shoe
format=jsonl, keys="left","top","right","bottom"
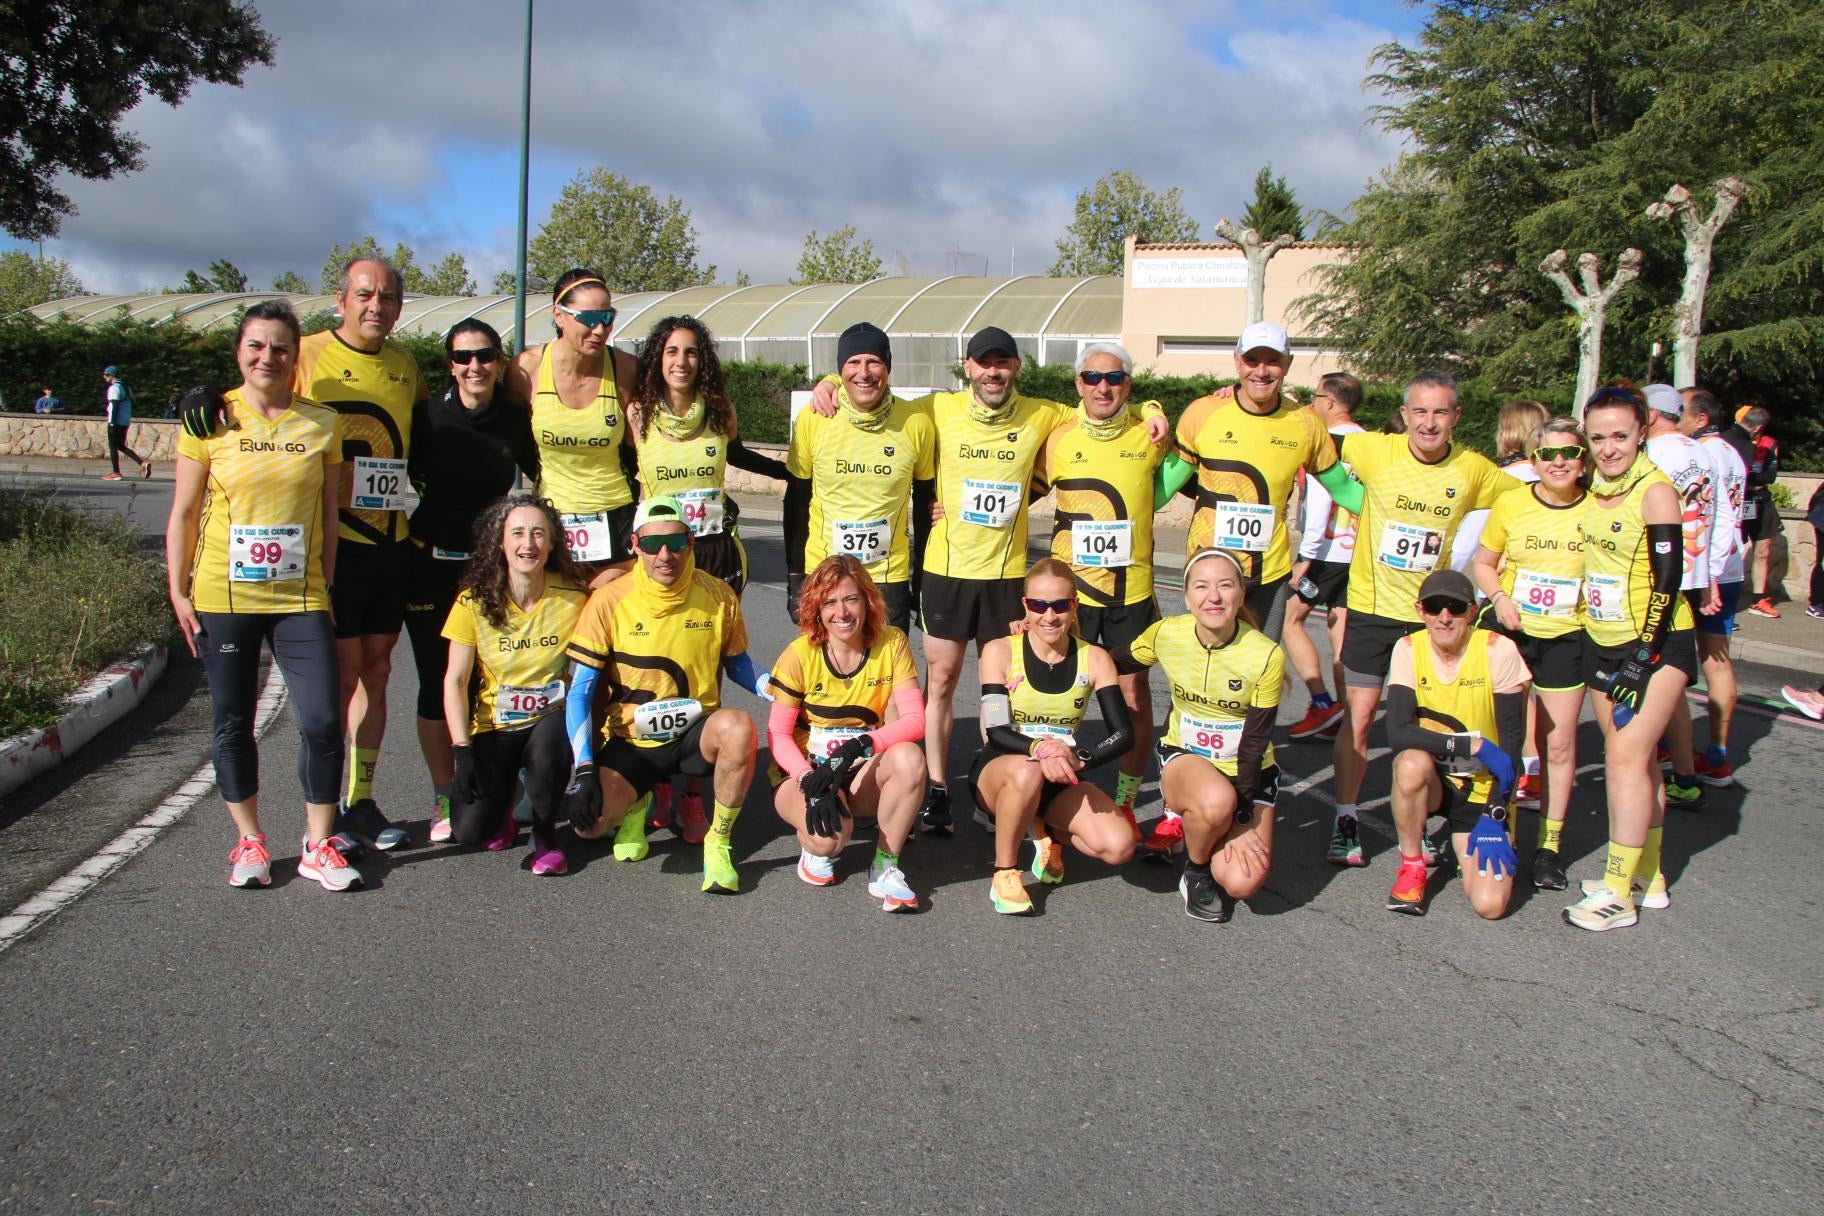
{"left": 867, "top": 858, "right": 918, "bottom": 912}
{"left": 227, "top": 834, "right": 271, "bottom": 888}
{"left": 1693, "top": 751, "right": 1734, "bottom": 788}
{"left": 1179, "top": 866, "right": 1232, "bottom": 922}
{"left": 1139, "top": 812, "right": 1185, "bottom": 858}
{"left": 971, "top": 803, "right": 994, "bottom": 831}
{"left": 1423, "top": 824, "right": 1454, "bottom": 872}
{"left": 990, "top": 867, "right": 1032, "bottom": 915}
{"left": 140, "top": 460, "right": 152, "bottom": 480}
{"left": 1564, "top": 886, "right": 1638, "bottom": 931}
{"left": 676, "top": 794, "right": 708, "bottom": 845}
{"left": 647, "top": 783, "right": 674, "bottom": 833}
{"left": 428, "top": 793, "right": 453, "bottom": 843}
{"left": 1781, "top": 685, "right": 1824, "bottom": 720}
{"left": 1807, "top": 604, "right": 1824, "bottom": 620}
{"left": 1532, "top": 848, "right": 1568, "bottom": 891}
{"left": 1386, "top": 855, "right": 1430, "bottom": 915}
{"left": 797, "top": 848, "right": 836, "bottom": 887}
{"left": 1748, "top": 597, "right": 1780, "bottom": 619}
{"left": 298, "top": 836, "right": 361, "bottom": 891}
{"left": 1327, "top": 815, "right": 1365, "bottom": 867}
{"left": 485, "top": 813, "right": 516, "bottom": 852}
{"left": 530, "top": 845, "right": 569, "bottom": 876}
{"left": 919, "top": 785, "right": 954, "bottom": 836}
{"left": 100, "top": 472, "right": 122, "bottom": 481}
{"left": 1580, "top": 876, "right": 1668, "bottom": 910}
{"left": 1514, "top": 774, "right": 1542, "bottom": 810}
{"left": 1287, "top": 700, "right": 1345, "bottom": 740}
{"left": 702, "top": 841, "right": 739, "bottom": 893}
{"left": 335, "top": 798, "right": 408, "bottom": 851}
{"left": 1031, "top": 835, "right": 1065, "bottom": 886}
{"left": 613, "top": 798, "right": 651, "bottom": 862}
{"left": 1664, "top": 776, "right": 1707, "bottom": 812}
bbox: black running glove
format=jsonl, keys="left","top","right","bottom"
{"left": 804, "top": 787, "right": 847, "bottom": 838}
{"left": 565, "top": 762, "right": 602, "bottom": 831}
{"left": 179, "top": 384, "right": 229, "bottom": 439}
{"left": 452, "top": 744, "right": 485, "bottom": 805}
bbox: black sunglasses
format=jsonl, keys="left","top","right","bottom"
{"left": 1079, "top": 370, "right": 1129, "bottom": 387}
{"left": 1023, "top": 596, "right": 1074, "bottom": 615}
{"left": 1420, "top": 596, "right": 1473, "bottom": 616}
{"left": 636, "top": 532, "right": 690, "bottom": 554}
{"left": 449, "top": 348, "right": 500, "bottom": 366}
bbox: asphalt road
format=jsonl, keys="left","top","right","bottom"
{"left": 1, "top": 474, "right": 1820, "bottom": 1214}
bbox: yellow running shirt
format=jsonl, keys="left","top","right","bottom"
{"left": 768, "top": 626, "right": 918, "bottom": 762}
{"left": 635, "top": 408, "right": 731, "bottom": 537}
{"left": 565, "top": 562, "right": 747, "bottom": 748}
{"left": 442, "top": 581, "right": 587, "bottom": 736}
{"left": 1579, "top": 466, "right": 1694, "bottom": 648}
{"left": 1006, "top": 635, "right": 1094, "bottom": 746}
{"left": 293, "top": 330, "right": 425, "bottom": 546}
{"left": 1047, "top": 409, "right": 1166, "bottom": 607}
{"left": 1128, "top": 615, "right": 1282, "bottom": 775}
{"left": 1478, "top": 485, "right": 1587, "bottom": 639}
{"left": 788, "top": 394, "right": 937, "bottom": 583}
{"left": 532, "top": 344, "right": 633, "bottom": 516}
{"left": 179, "top": 390, "right": 340, "bottom": 615}
{"left": 1342, "top": 433, "right": 1515, "bottom": 621}
{"left": 1388, "top": 627, "right": 1530, "bottom": 804}
{"left": 923, "top": 390, "right": 1069, "bottom": 580}
{"left": 1173, "top": 394, "right": 1339, "bottom": 583}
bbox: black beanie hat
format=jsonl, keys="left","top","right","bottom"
{"left": 837, "top": 321, "right": 892, "bottom": 370}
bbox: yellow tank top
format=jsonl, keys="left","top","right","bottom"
{"left": 1408, "top": 628, "right": 1501, "bottom": 803}
{"left": 1579, "top": 466, "right": 1694, "bottom": 648}
{"left": 1007, "top": 636, "right": 1093, "bottom": 747}
{"left": 635, "top": 407, "right": 730, "bottom": 536}
{"left": 532, "top": 345, "right": 632, "bottom": 514}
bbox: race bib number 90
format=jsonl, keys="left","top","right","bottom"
{"left": 561, "top": 511, "right": 617, "bottom": 564}
{"left": 633, "top": 696, "right": 703, "bottom": 743}
{"left": 351, "top": 456, "right": 409, "bottom": 512}
{"left": 960, "top": 477, "right": 1020, "bottom": 528}
{"left": 229, "top": 523, "right": 304, "bottom": 582}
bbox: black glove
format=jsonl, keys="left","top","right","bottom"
{"left": 804, "top": 787, "right": 847, "bottom": 838}
{"left": 452, "top": 744, "right": 485, "bottom": 805}
{"left": 786, "top": 572, "right": 804, "bottom": 626}
{"left": 1606, "top": 644, "right": 1662, "bottom": 715}
{"left": 826, "top": 733, "right": 874, "bottom": 781}
{"left": 178, "top": 384, "right": 229, "bottom": 439}
{"left": 797, "top": 763, "right": 836, "bottom": 803}
{"left": 565, "top": 762, "right": 602, "bottom": 831}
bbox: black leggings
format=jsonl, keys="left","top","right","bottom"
{"left": 195, "top": 610, "right": 342, "bottom": 804}
{"left": 402, "top": 546, "right": 467, "bottom": 720}
{"left": 453, "top": 711, "right": 568, "bottom": 848}
{"left": 107, "top": 424, "right": 145, "bottom": 475}
{"left": 1812, "top": 526, "right": 1823, "bottom": 609}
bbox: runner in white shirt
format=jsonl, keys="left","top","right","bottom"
{"left": 1284, "top": 373, "right": 1363, "bottom": 741}
{"left": 1679, "top": 388, "right": 1748, "bottom": 787}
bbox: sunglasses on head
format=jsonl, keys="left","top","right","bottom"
{"left": 449, "top": 347, "right": 500, "bottom": 366}
{"left": 636, "top": 532, "right": 690, "bottom": 554}
{"left": 1420, "top": 596, "right": 1472, "bottom": 616}
{"left": 556, "top": 302, "right": 617, "bottom": 330}
{"left": 1078, "top": 370, "right": 1129, "bottom": 387}
{"left": 1023, "top": 596, "right": 1074, "bottom": 615}
{"left": 1532, "top": 443, "right": 1584, "bottom": 463}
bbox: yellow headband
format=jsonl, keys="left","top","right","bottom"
{"left": 555, "top": 277, "right": 608, "bottom": 306}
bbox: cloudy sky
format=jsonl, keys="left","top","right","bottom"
{"left": 11, "top": 0, "right": 1423, "bottom": 295}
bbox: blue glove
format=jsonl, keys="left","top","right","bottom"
{"left": 1464, "top": 811, "right": 1517, "bottom": 878}
{"left": 1473, "top": 739, "right": 1516, "bottom": 798}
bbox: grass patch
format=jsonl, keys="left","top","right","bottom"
{"left": 0, "top": 488, "right": 172, "bottom": 739}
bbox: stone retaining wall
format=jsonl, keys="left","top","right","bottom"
{"left": 0, "top": 412, "right": 182, "bottom": 461}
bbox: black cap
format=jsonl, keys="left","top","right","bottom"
{"left": 966, "top": 326, "right": 1019, "bottom": 362}
{"left": 836, "top": 321, "right": 892, "bottom": 370}
{"left": 1418, "top": 568, "right": 1476, "bottom": 604}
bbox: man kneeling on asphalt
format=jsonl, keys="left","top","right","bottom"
{"left": 1381, "top": 568, "right": 1529, "bottom": 919}
{"left": 561, "top": 496, "right": 769, "bottom": 892}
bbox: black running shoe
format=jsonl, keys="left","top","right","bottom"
{"left": 335, "top": 798, "right": 408, "bottom": 851}
{"left": 1179, "top": 866, "right": 1232, "bottom": 922}
{"left": 1532, "top": 848, "right": 1568, "bottom": 891}
{"left": 919, "top": 784, "right": 953, "bottom": 836}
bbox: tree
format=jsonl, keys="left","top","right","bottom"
{"left": 792, "top": 226, "right": 882, "bottom": 284}
{"left": 491, "top": 270, "right": 519, "bottom": 295}
{"left": 1239, "top": 166, "right": 1305, "bottom": 242}
{"left": 526, "top": 168, "right": 715, "bottom": 292}
{"left": 1, "top": 2, "right": 274, "bottom": 240}
{"left": 1050, "top": 171, "right": 1199, "bottom": 276}
{"left": 168, "top": 258, "right": 248, "bottom": 293}
{"left": 272, "top": 270, "right": 309, "bottom": 293}
{"left": 417, "top": 252, "right": 475, "bottom": 295}
{"left": 0, "top": 250, "right": 85, "bottom": 315}
{"left": 320, "top": 237, "right": 440, "bottom": 293}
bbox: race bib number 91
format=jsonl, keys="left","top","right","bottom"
{"left": 1377, "top": 520, "right": 1442, "bottom": 572}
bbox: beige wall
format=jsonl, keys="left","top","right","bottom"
{"left": 1119, "top": 237, "right": 1348, "bottom": 387}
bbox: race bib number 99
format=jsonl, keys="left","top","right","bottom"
{"left": 229, "top": 523, "right": 305, "bottom": 582}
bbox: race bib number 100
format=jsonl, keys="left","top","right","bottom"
{"left": 1213, "top": 501, "right": 1274, "bottom": 553}
{"left": 229, "top": 523, "right": 304, "bottom": 582}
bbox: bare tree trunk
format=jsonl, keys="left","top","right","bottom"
{"left": 1540, "top": 248, "right": 1644, "bottom": 419}
{"left": 1212, "top": 220, "right": 1298, "bottom": 326}
{"left": 1647, "top": 178, "right": 1747, "bottom": 388}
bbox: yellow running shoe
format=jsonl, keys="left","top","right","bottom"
{"left": 702, "top": 841, "right": 739, "bottom": 893}
{"left": 991, "top": 867, "right": 1032, "bottom": 914}
{"left": 613, "top": 796, "right": 651, "bottom": 862}
{"left": 1030, "top": 835, "right": 1065, "bottom": 885}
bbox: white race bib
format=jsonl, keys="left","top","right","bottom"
{"left": 351, "top": 456, "right": 409, "bottom": 511}
{"left": 1071, "top": 520, "right": 1132, "bottom": 568}
{"left": 1179, "top": 713, "right": 1242, "bottom": 762}
{"left": 228, "top": 524, "right": 304, "bottom": 582}
{"left": 561, "top": 511, "right": 617, "bottom": 564}
{"left": 1213, "top": 501, "right": 1274, "bottom": 553}
{"left": 1584, "top": 572, "right": 1627, "bottom": 623}
{"left": 1017, "top": 722, "right": 1078, "bottom": 749}
{"left": 494, "top": 677, "right": 564, "bottom": 726}
{"left": 832, "top": 518, "right": 891, "bottom": 564}
{"left": 633, "top": 696, "right": 703, "bottom": 742}
{"left": 960, "top": 477, "right": 1020, "bottom": 528}
{"left": 431, "top": 546, "right": 469, "bottom": 561}
{"left": 1742, "top": 499, "right": 1758, "bottom": 521}
{"left": 1512, "top": 568, "right": 1579, "bottom": 618}
{"left": 807, "top": 724, "right": 865, "bottom": 762}
{"left": 675, "top": 487, "right": 724, "bottom": 537}
{"left": 1377, "top": 520, "right": 1442, "bottom": 572}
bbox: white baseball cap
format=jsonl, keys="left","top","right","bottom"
{"left": 1643, "top": 384, "right": 1683, "bottom": 418}
{"left": 1236, "top": 321, "right": 1290, "bottom": 357}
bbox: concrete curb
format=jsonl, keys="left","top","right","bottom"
{"left": 1732, "top": 634, "right": 1824, "bottom": 679}
{"left": 0, "top": 644, "right": 169, "bottom": 799}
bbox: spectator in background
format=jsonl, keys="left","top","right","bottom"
{"left": 1807, "top": 480, "right": 1824, "bottom": 620}
{"left": 35, "top": 386, "right": 64, "bottom": 414}
{"left": 1730, "top": 405, "right": 1781, "bottom": 618}
{"left": 101, "top": 365, "right": 151, "bottom": 481}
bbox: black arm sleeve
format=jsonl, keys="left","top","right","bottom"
{"left": 406, "top": 399, "right": 431, "bottom": 491}
{"left": 911, "top": 478, "right": 935, "bottom": 593}
{"left": 727, "top": 436, "right": 788, "bottom": 482}
{"left": 1639, "top": 521, "right": 1683, "bottom": 654}
{"left": 783, "top": 474, "right": 812, "bottom": 577}
{"left": 1384, "top": 684, "right": 1471, "bottom": 761}
{"left": 1494, "top": 690, "right": 1526, "bottom": 785}
{"left": 1231, "top": 704, "right": 1277, "bottom": 811}
{"left": 1075, "top": 685, "right": 1135, "bottom": 771}
{"left": 619, "top": 430, "right": 641, "bottom": 496}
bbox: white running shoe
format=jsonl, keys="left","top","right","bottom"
{"left": 227, "top": 834, "right": 271, "bottom": 888}
{"left": 428, "top": 794, "right": 453, "bottom": 844}
{"left": 298, "top": 837, "right": 362, "bottom": 892}
{"left": 1564, "top": 885, "right": 1637, "bottom": 931}
{"left": 797, "top": 849, "right": 836, "bottom": 887}
{"left": 867, "top": 858, "right": 918, "bottom": 912}
{"left": 1580, "top": 875, "right": 1669, "bottom": 910}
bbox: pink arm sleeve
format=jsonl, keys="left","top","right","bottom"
{"left": 867, "top": 682, "right": 927, "bottom": 751}
{"left": 768, "top": 699, "right": 813, "bottom": 780}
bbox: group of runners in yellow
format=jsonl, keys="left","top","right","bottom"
{"left": 165, "top": 255, "right": 1724, "bottom": 931}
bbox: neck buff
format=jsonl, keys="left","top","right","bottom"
{"left": 631, "top": 547, "right": 697, "bottom": 616}
{"left": 655, "top": 396, "right": 706, "bottom": 441}
{"left": 838, "top": 383, "right": 889, "bottom": 433}
{"left": 968, "top": 386, "right": 1020, "bottom": 428}
{"left": 1077, "top": 399, "right": 1133, "bottom": 441}
{"left": 1590, "top": 449, "right": 1654, "bottom": 498}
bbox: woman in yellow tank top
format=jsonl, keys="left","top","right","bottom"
{"left": 506, "top": 267, "right": 640, "bottom": 587}
{"left": 973, "top": 559, "right": 1137, "bottom": 915}
{"left": 1565, "top": 386, "right": 1697, "bottom": 933}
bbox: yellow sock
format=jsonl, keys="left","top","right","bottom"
{"left": 1114, "top": 772, "right": 1142, "bottom": 810}
{"left": 709, "top": 800, "right": 740, "bottom": 842}
{"left": 1538, "top": 817, "right": 1564, "bottom": 853}
{"left": 1636, "top": 825, "right": 1664, "bottom": 887}
{"left": 1603, "top": 841, "right": 1643, "bottom": 900}
{"left": 346, "top": 746, "right": 379, "bottom": 803}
